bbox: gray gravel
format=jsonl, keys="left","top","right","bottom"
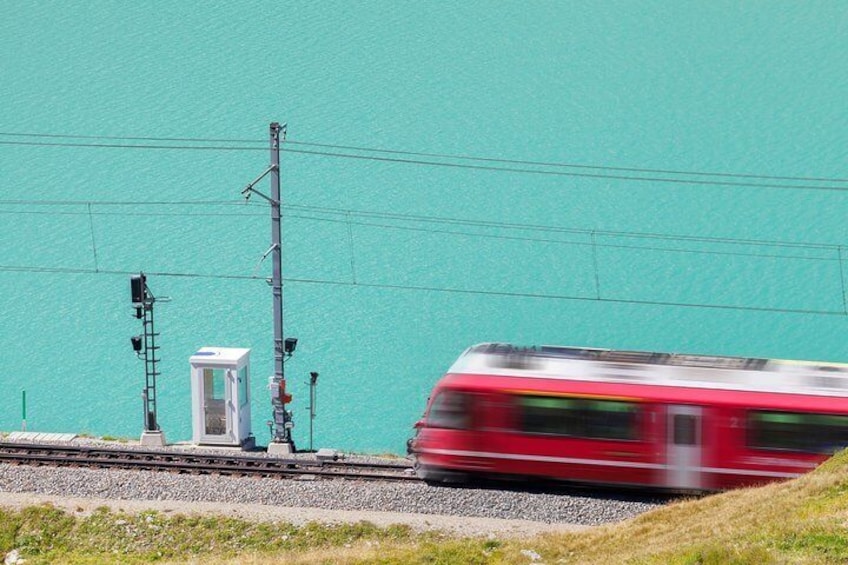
{"left": 0, "top": 462, "right": 660, "bottom": 526}
{"left": 0, "top": 438, "right": 663, "bottom": 533}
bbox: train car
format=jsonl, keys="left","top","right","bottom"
{"left": 408, "top": 343, "right": 848, "bottom": 491}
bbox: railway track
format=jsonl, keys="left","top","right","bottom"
{"left": 0, "top": 441, "right": 419, "bottom": 482}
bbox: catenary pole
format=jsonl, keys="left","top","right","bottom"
{"left": 238, "top": 123, "right": 294, "bottom": 453}
{"left": 269, "top": 122, "right": 293, "bottom": 448}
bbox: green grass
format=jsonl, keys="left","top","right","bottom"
{"left": 5, "top": 449, "right": 848, "bottom": 563}
{"left": 98, "top": 435, "right": 130, "bottom": 443}
{"left": 0, "top": 505, "right": 443, "bottom": 564}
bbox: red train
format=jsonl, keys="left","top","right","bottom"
{"left": 408, "top": 343, "right": 848, "bottom": 491}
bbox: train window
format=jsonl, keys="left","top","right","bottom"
{"left": 516, "top": 395, "right": 639, "bottom": 440}
{"left": 426, "top": 391, "right": 471, "bottom": 430}
{"left": 673, "top": 415, "right": 697, "bottom": 445}
{"left": 748, "top": 411, "right": 848, "bottom": 454}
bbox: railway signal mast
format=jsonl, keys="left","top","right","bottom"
{"left": 130, "top": 272, "right": 168, "bottom": 447}
{"left": 240, "top": 122, "right": 297, "bottom": 454}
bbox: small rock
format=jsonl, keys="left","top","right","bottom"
{"left": 520, "top": 549, "right": 542, "bottom": 562}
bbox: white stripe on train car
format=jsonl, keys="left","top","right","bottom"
{"left": 422, "top": 448, "right": 665, "bottom": 470}
{"left": 419, "top": 448, "right": 806, "bottom": 479}
{"left": 699, "top": 466, "right": 804, "bottom": 478}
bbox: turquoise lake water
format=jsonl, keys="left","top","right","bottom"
{"left": 1, "top": 2, "right": 847, "bottom": 453}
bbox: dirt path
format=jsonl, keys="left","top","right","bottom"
{"left": 0, "top": 492, "right": 589, "bottom": 538}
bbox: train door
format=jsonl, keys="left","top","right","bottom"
{"left": 666, "top": 405, "right": 702, "bottom": 489}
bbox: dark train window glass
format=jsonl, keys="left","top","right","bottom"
{"left": 748, "top": 410, "right": 848, "bottom": 454}
{"left": 516, "top": 396, "right": 639, "bottom": 440}
{"left": 427, "top": 391, "right": 471, "bottom": 430}
{"left": 673, "top": 415, "right": 697, "bottom": 445}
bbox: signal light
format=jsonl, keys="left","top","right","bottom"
{"left": 131, "top": 274, "right": 146, "bottom": 305}
{"left": 131, "top": 336, "right": 143, "bottom": 353}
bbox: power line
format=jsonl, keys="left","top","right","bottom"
{"left": 4, "top": 135, "right": 848, "bottom": 192}
{"left": 0, "top": 200, "right": 839, "bottom": 259}
{"left": 0, "top": 140, "right": 264, "bottom": 151}
{"left": 0, "top": 262, "right": 840, "bottom": 317}
{"left": 0, "top": 209, "right": 267, "bottom": 218}
{"left": 0, "top": 199, "right": 253, "bottom": 206}
{"left": 1, "top": 133, "right": 842, "bottom": 316}
{"left": 86, "top": 203, "right": 99, "bottom": 272}
{"left": 0, "top": 131, "right": 263, "bottom": 144}
{"left": 0, "top": 264, "right": 259, "bottom": 280}
{"left": 284, "top": 139, "right": 848, "bottom": 184}
{"left": 3, "top": 130, "right": 847, "bottom": 184}
{"left": 288, "top": 277, "right": 844, "bottom": 317}
{"left": 0, "top": 197, "right": 826, "bottom": 250}
{"left": 0, "top": 206, "right": 833, "bottom": 261}
{"left": 282, "top": 147, "right": 848, "bottom": 193}
{"left": 293, "top": 213, "right": 837, "bottom": 262}
{"left": 2, "top": 143, "right": 845, "bottom": 191}
{"left": 288, "top": 204, "right": 840, "bottom": 252}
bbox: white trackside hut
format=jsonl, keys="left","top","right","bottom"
{"left": 189, "top": 347, "right": 253, "bottom": 447}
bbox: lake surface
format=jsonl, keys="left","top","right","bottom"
{"left": 1, "top": 2, "right": 847, "bottom": 453}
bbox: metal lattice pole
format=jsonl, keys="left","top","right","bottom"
{"left": 131, "top": 272, "right": 167, "bottom": 444}
{"left": 142, "top": 295, "right": 160, "bottom": 431}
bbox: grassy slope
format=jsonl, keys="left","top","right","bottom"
{"left": 3, "top": 450, "right": 848, "bottom": 564}
{"left": 509, "top": 449, "right": 848, "bottom": 565}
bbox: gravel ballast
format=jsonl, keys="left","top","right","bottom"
{"left": 0, "top": 465, "right": 662, "bottom": 537}
{"left": 0, "top": 440, "right": 664, "bottom": 537}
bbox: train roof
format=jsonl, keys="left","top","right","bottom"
{"left": 445, "top": 343, "right": 848, "bottom": 398}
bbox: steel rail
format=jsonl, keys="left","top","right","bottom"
{"left": 0, "top": 442, "right": 418, "bottom": 482}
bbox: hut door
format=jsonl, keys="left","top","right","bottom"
{"left": 202, "top": 368, "right": 233, "bottom": 443}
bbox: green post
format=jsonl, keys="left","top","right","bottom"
{"left": 21, "top": 390, "right": 26, "bottom": 432}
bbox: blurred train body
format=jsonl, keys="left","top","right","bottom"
{"left": 408, "top": 343, "right": 848, "bottom": 491}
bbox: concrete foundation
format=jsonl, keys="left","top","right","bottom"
{"left": 266, "top": 441, "right": 294, "bottom": 455}
{"left": 140, "top": 430, "right": 166, "bottom": 447}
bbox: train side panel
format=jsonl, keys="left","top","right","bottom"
{"left": 700, "top": 406, "right": 825, "bottom": 490}
{"left": 477, "top": 395, "right": 665, "bottom": 487}
{"left": 411, "top": 372, "right": 842, "bottom": 490}
{"left": 413, "top": 382, "right": 668, "bottom": 487}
